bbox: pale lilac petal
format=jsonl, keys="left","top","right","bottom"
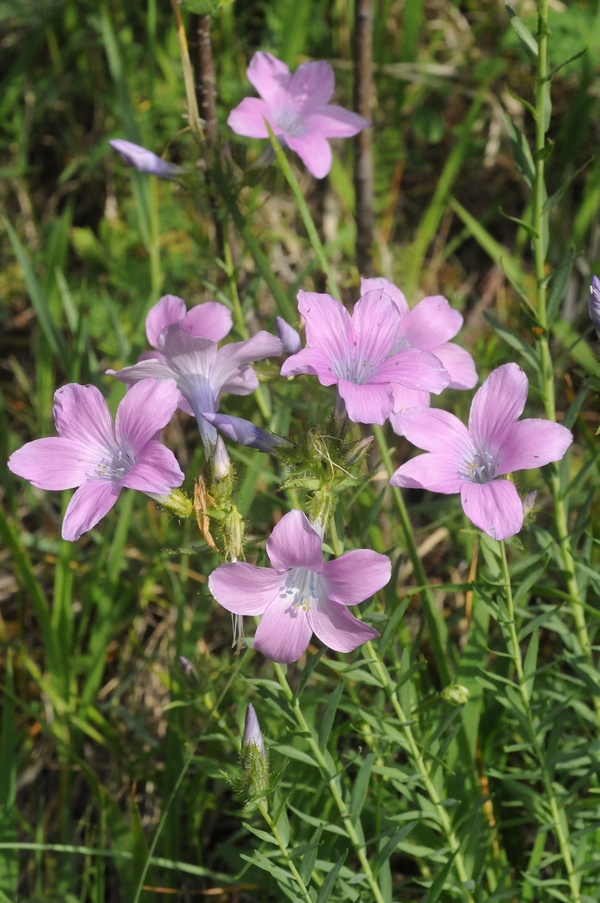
{"left": 243, "top": 704, "right": 265, "bottom": 759}
{"left": 227, "top": 98, "right": 274, "bottom": 138}
{"left": 212, "top": 332, "right": 283, "bottom": 394}
{"left": 115, "top": 379, "right": 181, "bottom": 454}
{"left": 352, "top": 290, "right": 403, "bottom": 361}
{"left": 376, "top": 349, "right": 449, "bottom": 393}
{"left": 254, "top": 600, "right": 313, "bottom": 663}
{"left": 338, "top": 380, "right": 393, "bottom": 424}
{"left": 203, "top": 413, "right": 290, "bottom": 452}
{"left": 390, "top": 452, "right": 465, "bottom": 494}
{"left": 469, "top": 363, "right": 527, "bottom": 450}
{"left": 360, "top": 277, "right": 409, "bottom": 318}
{"left": 109, "top": 358, "right": 177, "bottom": 386}
{"left": 398, "top": 407, "right": 474, "bottom": 455}
{"left": 219, "top": 367, "right": 259, "bottom": 396}
{"left": 8, "top": 438, "right": 100, "bottom": 489}
{"left": 266, "top": 510, "right": 322, "bottom": 572}
{"left": 308, "top": 598, "right": 379, "bottom": 653}
{"left": 390, "top": 384, "right": 431, "bottom": 414}
{"left": 246, "top": 52, "right": 291, "bottom": 106}
{"left": 275, "top": 316, "right": 302, "bottom": 354}
{"left": 286, "top": 133, "right": 332, "bottom": 179}
{"left": 289, "top": 60, "right": 335, "bottom": 110}
{"left": 281, "top": 346, "right": 340, "bottom": 386}
{"left": 496, "top": 420, "right": 573, "bottom": 475}
{"left": 122, "top": 441, "right": 184, "bottom": 493}
{"left": 110, "top": 139, "right": 182, "bottom": 178}
{"left": 183, "top": 302, "right": 233, "bottom": 342}
{"left": 62, "top": 480, "right": 121, "bottom": 541}
{"left": 137, "top": 350, "right": 167, "bottom": 363}
{"left": 460, "top": 479, "right": 524, "bottom": 541}
{"left": 297, "top": 291, "right": 353, "bottom": 361}
{"left": 322, "top": 550, "right": 391, "bottom": 605}
{"left": 304, "top": 106, "right": 369, "bottom": 137}
{"left": 53, "top": 384, "right": 113, "bottom": 450}
{"left": 209, "top": 563, "right": 282, "bottom": 615}
{"left": 434, "top": 343, "right": 478, "bottom": 390}
{"left": 146, "top": 295, "right": 186, "bottom": 348}
{"left": 402, "top": 296, "right": 463, "bottom": 350}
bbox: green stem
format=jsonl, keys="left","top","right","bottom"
{"left": 530, "top": 0, "right": 600, "bottom": 722}
{"left": 265, "top": 121, "right": 341, "bottom": 299}
{"left": 272, "top": 663, "right": 387, "bottom": 903}
{"left": 499, "top": 541, "right": 581, "bottom": 902}
{"left": 256, "top": 802, "right": 314, "bottom": 903}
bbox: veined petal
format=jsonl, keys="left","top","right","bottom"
{"left": 266, "top": 510, "right": 323, "bottom": 571}
{"left": 203, "top": 413, "right": 290, "bottom": 452}
{"left": 390, "top": 384, "right": 431, "bottom": 414}
{"left": 496, "top": 419, "right": 573, "bottom": 475}
{"left": 308, "top": 597, "right": 379, "bottom": 652}
{"left": 115, "top": 378, "right": 181, "bottom": 454}
{"left": 219, "top": 367, "right": 259, "bottom": 396}
{"left": 395, "top": 407, "right": 472, "bottom": 454}
{"left": 8, "top": 437, "right": 100, "bottom": 489}
{"left": 297, "top": 291, "right": 353, "bottom": 365}
{"left": 390, "top": 451, "right": 465, "bottom": 494}
{"left": 275, "top": 316, "right": 302, "bottom": 354}
{"left": 338, "top": 380, "right": 393, "bottom": 425}
{"left": 146, "top": 295, "right": 186, "bottom": 348}
{"left": 183, "top": 302, "right": 233, "bottom": 342}
{"left": 209, "top": 562, "right": 282, "bottom": 615}
{"left": 228, "top": 97, "right": 274, "bottom": 138}
{"left": 461, "top": 479, "right": 524, "bottom": 541}
{"left": 109, "top": 140, "right": 181, "bottom": 178}
{"left": 53, "top": 384, "right": 113, "bottom": 451}
{"left": 109, "top": 358, "right": 177, "bottom": 386}
{"left": 62, "top": 480, "right": 121, "bottom": 541}
{"left": 290, "top": 60, "right": 335, "bottom": 110}
{"left": 281, "top": 346, "right": 340, "bottom": 386}
{"left": 212, "top": 332, "right": 283, "bottom": 395}
{"left": 403, "top": 296, "right": 463, "bottom": 350}
{"left": 360, "top": 277, "right": 409, "bottom": 318}
{"left": 254, "top": 599, "right": 314, "bottom": 663}
{"left": 303, "top": 105, "right": 368, "bottom": 137}
{"left": 352, "top": 290, "right": 403, "bottom": 362}
{"left": 286, "top": 133, "right": 332, "bottom": 178}
{"left": 246, "top": 52, "right": 292, "bottom": 106}
{"left": 323, "top": 550, "right": 391, "bottom": 605}
{"left": 376, "top": 349, "right": 449, "bottom": 394}
{"left": 469, "top": 363, "right": 528, "bottom": 450}
{"left": 122, "top": 441, "right": 184, "bottom": 493}
{"left": 434, "top": 343, "right": 478, "bottom": 390}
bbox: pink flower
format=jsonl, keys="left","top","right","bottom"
{"left": 208, "top": 510, "right": 390, "bottom": 663}
{"left": 361, "top": 277, "right": 478, "bottom": 433}
{"left": 109, "top": 139, "right": 182, "bottom": 178}
{"left": 109, "top": 295, "right": 282, "bottom": 455}
{"left": 8, "top": 379, "right": 184, "bottom": 541}
{"left": 280, "top": 289, "right": 450, "bottom": 424}
{"left": 227, "top": 52, "right": 368, "bottom": 179}
{"left": 390, "top": 363, "right": 573, "bottom": 541}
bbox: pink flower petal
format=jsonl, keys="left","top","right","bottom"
{"left": 390, "top": 384, "right": 431, "bottom": 414}
{"left": 297, "top": 291, "right": 353, "bottom": 357}
{"left": 109, "top": 358, "right": 176, "bottom": 386}
{"left": 280, "top": 346, "right": 338, "bottom": 385}
{"left": 308, "top": 598, "right": 379, "bottom": 653}
{"left": 469, "top": 363, "right": 528, "bottom": 450}
{"left": 397, "top": 407, "right": 473, "bottom": 455}
{"left": 53, "top": 384, "right": 113, "bottom": 450}
{"left": 338, "top": 380, "right": 393, "bottom": 424}
{"left": 115, "top": 379, "right": 181, "bottom": 454}
{"left": 146, "top": 295, "right": 186, "bottom": 348}
{"left": 183, "top": 302, "right": 233, "bottom": 342}
{"left": 460, "top": 479, "right": 524, "bottom": 541}
{"left": 286, "top": 133, "right": 332, "bottom": 178}
{"left": 352, "top": 290, "right": 403, "bottom": 362}
{"left": 434, "top": 343, "right": 478, "bottom": 390}
{"left": 289, "top": 60, "right": 335, "bottom": 110}
{"left": 497, "top": 419, "right": 573, "bottom": 475}
{"left": 266, "top": 510, "right": 323, "bottom": 572}
{"left": 227, "top": 97, "right": 274, "bottom": 138}
{"left": 402, "top": 296, "right": 463, "bottom": 350}
{"left": 360, "top": 277, "right": 409, "bottom": 318}
{"left": 275, "top": 316, "right": 302, "bottom": 354}
{"left": 212, "top": 332, "right": 283, "bottom": 393}
{"left": 209, "top": 562, "right": 283, "bottom": 615}
{"left": 253, "top": 599, "right": 314, "bottom": 663}
{"left": 376, "top": 349, "right": 449, "bottom": 393}
{"left": 121, "top": 441, "right": 184, "bottom": 493}
{"left": 322, "top": 550, "right": 391, "bottom": 605}
{"left": 62, "top": 480, "right": 121, "bottom": 541}
{"left": 304, "top": 106, "right": 369, "bottom": 137}
{"left": 390, "top": 451, "right": 465, "bottom": 494}
{"left": 246, "top": 52, "right": 292, "bottom": 106}
{"left": 8, "top": 438, "right": 100, "bottom": 489}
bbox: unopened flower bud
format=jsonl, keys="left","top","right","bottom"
{"left": 109, "top": 139, "right": 182, "bottom": 178}
{"left": 589, "top": 276, "right": 600, "bottom": 335}
{"left": 275, "top": 316, "right": 302, "bottom": 354}
{"left": 203, "top": 413, "right": 291, "bottom": 454}
{"left": 242, "top": 704, "right": 269, "bottom": 801}
{"left": 522, "top": 490, "right": 537, "bottom": 519}
{"left": 343, "top": 435, "right": 374, "bottom": 467}
{"left": 440, "top": 684, "right": 470, "bottom": 706}
{"left": 152, "top": 488, "right": 194, "bottom": 518}
{"left": 223, "top": 506, "right": 245, "bottom": 562}
{"left": 213, "top": 436, "right": 231, "bottom": 482}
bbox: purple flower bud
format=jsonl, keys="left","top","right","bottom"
{"left": 109, "top": 139, "right": 182, "bottom": 178}
{"left": 242, "top": 703, "right": 266, "bottom": 761}
{"left": 213, "top": 436, "right": 231, "bottom": 481}
{"left": 589, "top": 276, "right": 600, "bottom": 334}
{"left": 275, "top": 316, "right": 302, "bottom": 354}
{"left": 202, "top": 413, "right": 291, "bottom": 454}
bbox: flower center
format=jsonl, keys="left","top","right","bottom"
{"left": 461, "top": 448, "right": 497, "bottom": 484}
{"left": 95, "top": 446, "right": 136, "bottom": 481}
{"left": 282, "top": 567, "right": 319, "bottom": 614}
{"left": 275, "top": 110, "right": 305, "bottom": 137}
